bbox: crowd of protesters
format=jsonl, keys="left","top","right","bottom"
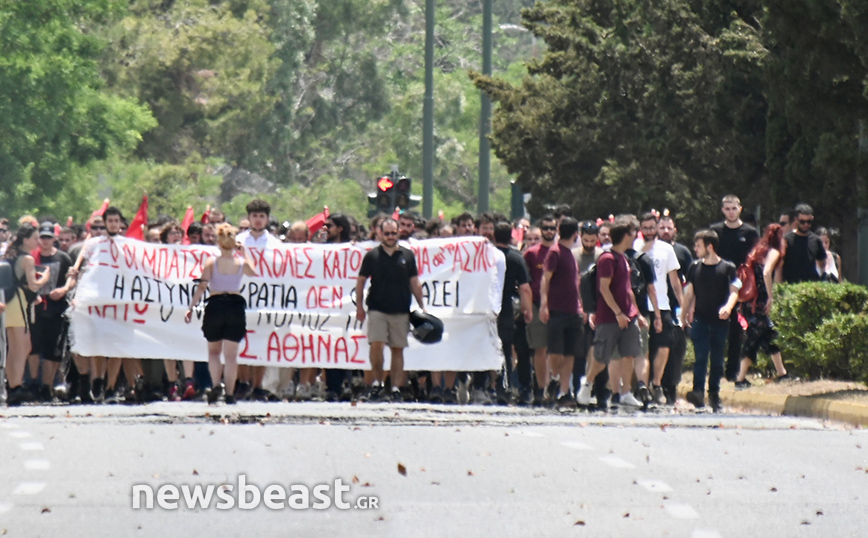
{"left": 0, "top": 196, "right": 844, "bottom": 410}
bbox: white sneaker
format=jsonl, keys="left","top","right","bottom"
{"left": 281, "top": 381, "right": 296, "bottom": 401}
{"left": 471, "top": 389, "right": 493, "bottom": 405}
{"left": 295, "top": 383, "right": 312, "bottom": 401}
{"left": 620, "top": 392, "right": 642, "bottom": 407}
{"left": 576, "top": 381, "right": 592, "bottom": 406}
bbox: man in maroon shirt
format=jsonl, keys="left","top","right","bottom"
{"left": 578, "top": 215, "right": 646, "bottom": 408}
{"left": 522, "top": 215, "right": 557, "bottom": 405}
{"left": 540, "top": 217, "right": 584, "bottom": 409}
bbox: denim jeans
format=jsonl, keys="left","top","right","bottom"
{"left": 690, "top": 318, "right": 729, "bottom": 395}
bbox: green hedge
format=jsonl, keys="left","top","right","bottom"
{"left": 772, "top": 282, "right": 868, "bottom": 380}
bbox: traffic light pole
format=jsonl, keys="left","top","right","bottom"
{"left": 477, "top": 0, "right": 492, "bottom": 214}
{"left": 422, "top": 0, "right": 435, "bottom": 220}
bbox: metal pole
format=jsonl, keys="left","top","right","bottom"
{"left": 477, "top": 0, "right": 492, "bottom": 214}
{"left": 422, "top": 0, "right": 435, "bottom": 220}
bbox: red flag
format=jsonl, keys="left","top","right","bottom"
{"left": 306, "top": 206, "right": 330, "bottom": 235}
{"left": 392, "top": 207, "right": 400, "bottom": 220}
{"left": 511, "top": 227, "right": 525, "bottom": 245}
{"left": 126, "top": 195, "right": 149, "bottom": 240}
{"left": 91, "top": 198, "right": 110, "bottom": 219}
{"left": 181, "top": 206, "right": 195, "bottom": 245}
{"left": 200, "top": 204, "right": 211, "bottom": 224}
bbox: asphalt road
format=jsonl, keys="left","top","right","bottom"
{"left": 1, "top": 402, "right": 866, "bottom": 537}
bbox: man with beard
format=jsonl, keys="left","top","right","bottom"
{"left": 657, "top": 214, "right": 692, "bottom": 403}
{"left": 710, "top": 195, "right": 758, "bottom": 381}
{"left": 635, "top": 212, "right": 682, "bottom": 405}
{"left": 356, "top": 219, "right": 425, "bottom": 402}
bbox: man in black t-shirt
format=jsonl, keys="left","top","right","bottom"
{"left": 29, "top": 222, "right": 74, "bottom": 401}
{"left": 710, "top": 195, "right": 759, "bottom": 381}
{"left": 681, "top": 230, "right": 740, "bottom": 412}
{"left": 781, "top": 203, "right": 827, "bottom": 283}
{"left": 473, "top": 222, "right": 532, "bottom": 405}
{"left": 356, "top": 218, "right": 426, "bottom": 402}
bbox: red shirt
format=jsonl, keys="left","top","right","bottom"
{"left": 542, "top": 243, "right": 582, "bottom": 315}
{"left": 523, "top": 243, "right": 550, "bottom": 304}
{"left": 595, "top": 250, "right": 639, "bottom": 324}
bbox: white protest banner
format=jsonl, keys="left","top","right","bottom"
{"left": 69, "top": 236, "right": 505, "bottom": 371}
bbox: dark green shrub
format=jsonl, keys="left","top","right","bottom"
{"left": 805, "top": 313, "right": 868, "bottom": 383}
{"left": 772, "top": 282, "right": 868, "bottom": 379}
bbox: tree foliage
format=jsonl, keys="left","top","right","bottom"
{"left": 0, "top": 0, "right": 155, "bottom": 217}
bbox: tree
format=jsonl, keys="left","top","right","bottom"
{"left": 763, "top": 0, "right": 868, "bottom": 278}
{"left": 0, "top": 0, "right": 155, "bottom": 217}
{"left": 472, "top": 0, "right": 768, "bottom": 232}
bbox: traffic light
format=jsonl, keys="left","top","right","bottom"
{"left": 367, "top": 168, "right": 421, "bottom": 217}
{"left": 395, "top": 176, "right": 421, "bottom": 210}
{"left": 368, "top": 175, "right": 396, "bottom": 217}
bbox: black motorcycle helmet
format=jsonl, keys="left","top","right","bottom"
{"left": 409, "top": 310, "right": 444, "bottom": 344}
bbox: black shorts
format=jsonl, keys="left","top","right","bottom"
{"left": 30, "top": 314, "right": 67, "bottom": 362}
{"left": 202, "top": 294, "right": 247, "bottom": 343}
{"left": 741, "top": 308, "right": 780, "bottom": 361}
{"left": 648, "top": 310, "right": 675, "bottom": 348}
{"left": 546, "top": 311, "right": 583, "bottom": 356}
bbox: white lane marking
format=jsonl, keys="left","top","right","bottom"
{"left": 9, "top": 431, "right": 32, "bottom": 439}
{"left": 599, "top": 455, "right": 635, "bottom": 469}
{"left": 0, "top": 423, "right": 19, "bottom": 429}
{"left": 638, "top": 479, "right": 673, "bottom": 493}
{"left": 19, "top": 442, "right": 44, "bottom": 451}
{"left": 691, "top": 530, "right": 723, "bottom": 538}
{"left": 24, "top": 459, "right": 51, "bottom": 471}
{"left": 0, "top": 502, "right": 12, "bottom": 515}
{"left": 561, "top": 441, "right": 592, "bottom": 450}
{"left": 520, "top": 432, "right": 546, "bottom": 437}
{"left": 13, "top": 482, "right": 46, "bottom": 495}
{"left": 665, "top": 502, "right": 700, "bottom": 519}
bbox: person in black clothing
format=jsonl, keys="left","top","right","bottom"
{"left": 472, "top": 222, "right": 532, "bottom": 405}
{"left": 29, "top": 222, "right": 74, "bottom": 401}
{"left": 710, "top": 195, "right": 759, "bottom": 381}
{"left": 356, "top": 219, "right": 426, "bottom": 402}
{"left": 781, "top": 204, "right": 827, "bottom": 283}
{"left": 681, "top": 230, "right": 740, "bottom": 412}
{"left": 657, "top": 214, "right": 693, "bottom": 404}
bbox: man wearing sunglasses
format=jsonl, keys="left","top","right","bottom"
{"left": 521, "top": 215, "right": 557, "bottom": 406}
{"left": 356, "top": 218, "right": 425, "bottom": 402}
{"left": 781, "top": 203, "right": 827, "bottom": 283}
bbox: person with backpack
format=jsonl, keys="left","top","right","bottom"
{"left": 3, "top": 223, "right": 52, "bottom": 405}
{"left": 577, "top": 215, "right": 647, "bottom": 409}
{"left": 734, "top": 224, "right": 789, "bottom": 387}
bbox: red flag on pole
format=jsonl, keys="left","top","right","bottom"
{"left": 392, "top": 207, "right": 400, "bottom": 220}
{"left": 200, "top": 204, "right": 211, "bottom": 224}
{"left": 306, "top": 206, "right": 330, "bottom": 235}
{"left": 126, "top": 195, "right": 149, "bottom": 240}
{"left": 91, "top": 199, "right": 110, "bottom": 219}
{"left": 181, "top": 206, "right": 195, "bottom": 245}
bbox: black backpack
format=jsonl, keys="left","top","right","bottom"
{"left": 579, "top": 263, "right": 598, "bottom": 313}
{"left": 0, "top": 259, "right": 16, "bottom": 305}
{"left": 628, "top": 251, "right": 650, "bottom": 316}
{"left": 580, "top": 251, "right": 650, "bottom": 315}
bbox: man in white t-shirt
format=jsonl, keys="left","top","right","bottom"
{"left": 234, "top": 199, "right": 282, "bottom": 401}
{"left": 634, "top": 212, "right": 683, "bottom": 405}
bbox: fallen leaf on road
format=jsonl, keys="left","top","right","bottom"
{"left": 364, "top": 453, "right": 371, "bottom": 458}
{"left": 574, "top": 520, "right": 585, "bottom": 526}
{"left": 362, "top": 482, "right": 373, "bottom": 487}
{"left": 467, "top": 470, "right": 475, "bottom": 476}
{"left": 801, "top": 521, "right": 811, "bottom": 525}
{"left": 431, "top": 481, "right": 440, "bottom": 485}
{"left": 397, "top": 463, "right": 407, "bottom": 476}
{"left": 192, "top": 470, "right": 199, "bottom": 476}
{"left": 623, "top": 512, "right": 630, "bottom": 518}
{"left": 352, "top": 476, "right": 359, "bottom": 484}
{"left": 41, "top": 508, "right": 50, "bottom": 514}
{"left": 770, "top": 487, "right": 778, "bottom": 492}
{"left": 816, "top": 510, "right": 824, "bottom": 516}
